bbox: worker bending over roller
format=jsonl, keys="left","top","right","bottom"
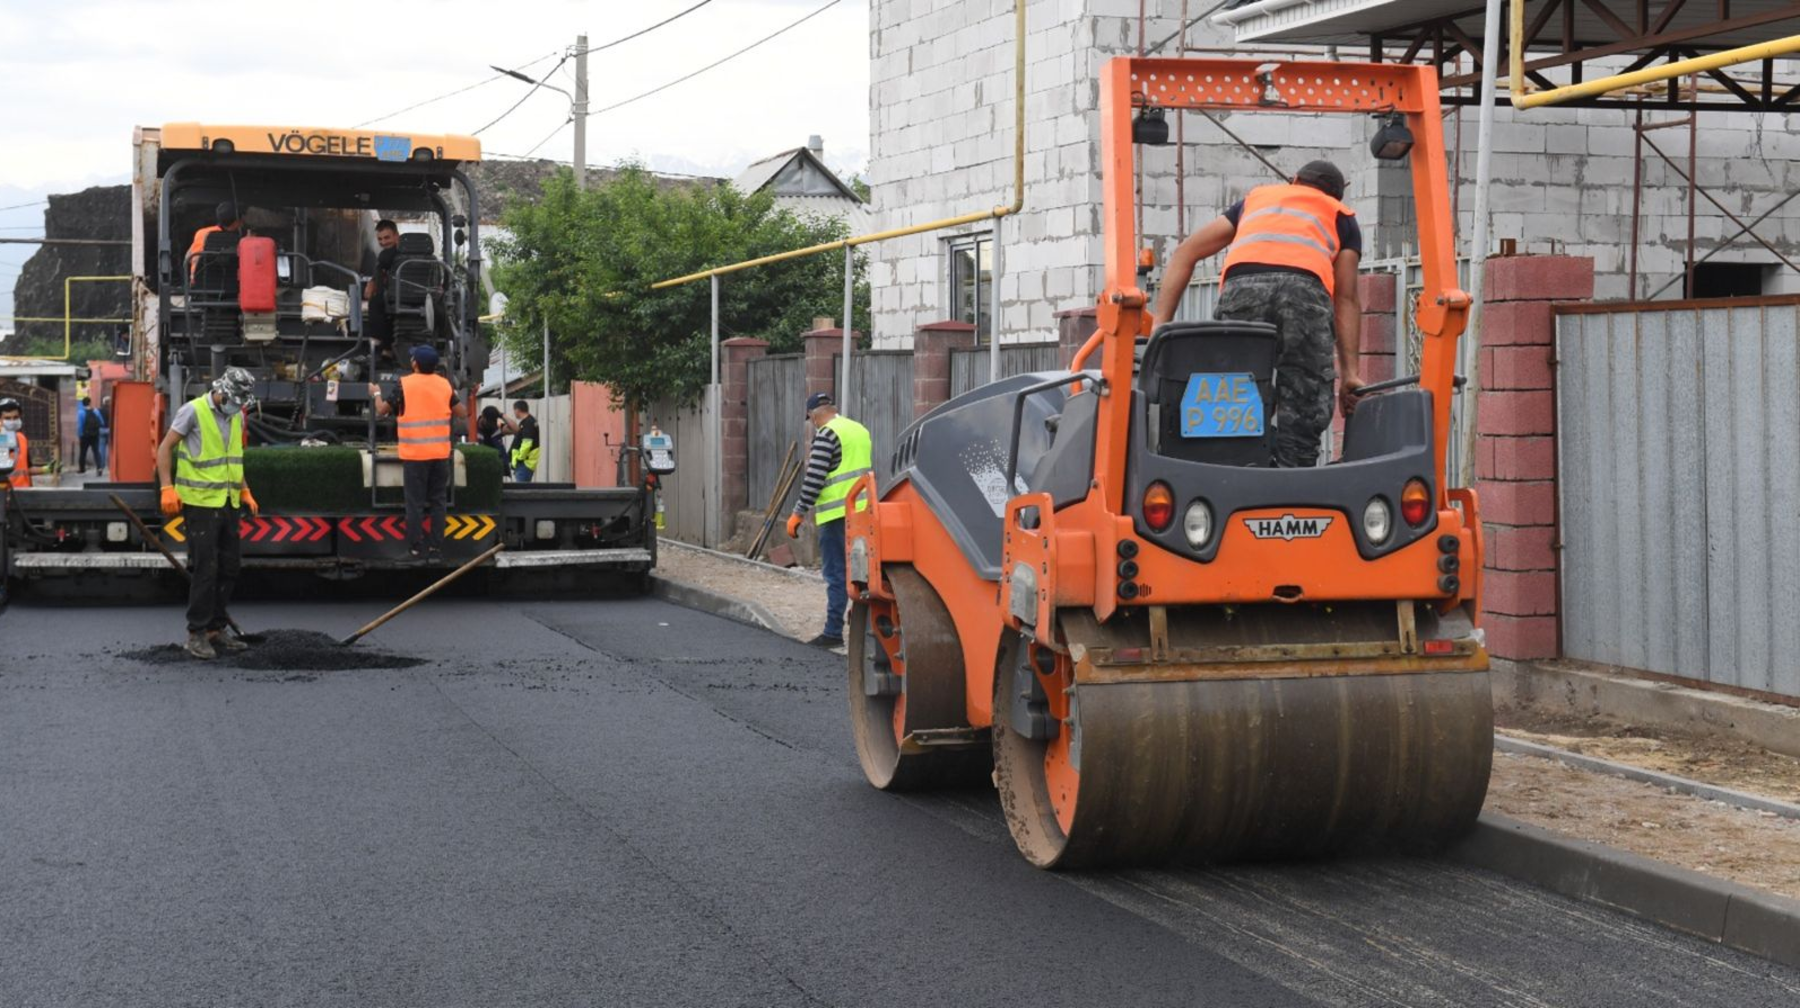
{"left": 1152, "top": 160, "right": 1366, "bottom": 467}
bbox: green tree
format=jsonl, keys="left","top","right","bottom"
{"left": 490, "top": 165, "right": 869, "bottom": 405}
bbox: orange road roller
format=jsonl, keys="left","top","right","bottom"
{"left": 844, "top": 57, "right": 1491, "bottom": 868}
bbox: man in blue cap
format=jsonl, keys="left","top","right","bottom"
{"left": 370, "top": 345, "right": 466, "bottom": 562}
{"left": 786, "top": 392, "right": 872, "bottom": 648}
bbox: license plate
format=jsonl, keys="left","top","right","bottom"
{"left": 1179, "top": 372, "right": 1265, "bottom": 438}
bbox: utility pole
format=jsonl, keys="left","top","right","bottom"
{"left": 573, "top": 34, "right": 589, "bottom": 188}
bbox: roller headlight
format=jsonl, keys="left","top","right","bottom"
{"left": 1362, "top": 497, "right": 1392, "bottom": 545}
{"left": 1182, "top": 500, "right": 1213, "bottom": 549}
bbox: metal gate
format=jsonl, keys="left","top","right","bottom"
{"left": 1557, "top": 299, "right": 1800, "bottom": 700}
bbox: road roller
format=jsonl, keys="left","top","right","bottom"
{"left": 842, "top": 57, "right": 1491, "bottom": 868}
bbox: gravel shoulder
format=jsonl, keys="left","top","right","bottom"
{"left": 652, "top": 540, "right": 1800, "bottom": 901}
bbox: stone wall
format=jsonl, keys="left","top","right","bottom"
{"left": 7, "top": 185, "right": 130, "bottom": 355}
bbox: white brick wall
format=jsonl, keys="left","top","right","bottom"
{"left": 869, "top": 1, "right": 1800, "bottom": 347}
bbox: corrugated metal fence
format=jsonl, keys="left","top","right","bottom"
{"left": 745, "top": 351, "right": 915, "bottom": 512}
{"left": 949, "top": 342, "right": 1064, "bottom": 398}
{"left": 1557, "top": 300, "right": 1800, "bottom": 699}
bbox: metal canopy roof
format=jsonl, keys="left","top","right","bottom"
{"left": 1222, "top": 0, "right": 1800, "bottom": 54}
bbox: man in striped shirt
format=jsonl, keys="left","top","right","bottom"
{"left": 785, "top": 392, "right": 872, "bottom": 648}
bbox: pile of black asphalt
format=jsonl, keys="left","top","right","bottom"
{"left": 120, "top": 629, "right": 425, "bottom": 672}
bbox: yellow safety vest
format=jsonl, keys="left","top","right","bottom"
{"left": 814, "top": 415, "right": 872, "bottom": 525}
{"left": 174, "top": 395, "right": 243, "bottom": 508}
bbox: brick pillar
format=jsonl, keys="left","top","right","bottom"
{"left": 1056, "top": 306, "right": 1098, "bottom": 366}
{"left": 1475, "top": 254, "right": 1593, "bottom": 661}
{"left": 803, "top": 325, "right": 857, "bottom": 397}
{"left": 912, "top": 320, "right": 977, "bottom": 417}
{"left": 720, "top": 337, "right": 769, "bottom": 514}
{"left": 1356, "top": 273, "right": 1398, "bottom": 384}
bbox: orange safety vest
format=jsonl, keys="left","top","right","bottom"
{"left": 1221, "top": 183, "right": 1353, "bottom": 296}
{"left": 188, "top": 226, "right": 220, "bottom": 280}
{"left": 396, "top": 372, "right": 454, "bottom": 461}
{"left": 5, "top": 431, "right": 29, "bottom": 488}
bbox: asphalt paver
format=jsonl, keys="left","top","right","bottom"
{"left": 3, "top": 597, "right": 1797, "bottom": 1007}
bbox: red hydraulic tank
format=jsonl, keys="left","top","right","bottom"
{"left": 237, "top": 235, "right": 278, "bottom": 312}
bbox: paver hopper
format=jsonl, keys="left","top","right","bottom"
{"left": 844, "top": 58, "right": 1492, "bottom": 868}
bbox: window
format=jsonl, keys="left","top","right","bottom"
{"left": 1683, "top": 262, "right": 1767, "bottom": 299}
{"left": 946, "top": 233, "right": 993, "bottom": 341}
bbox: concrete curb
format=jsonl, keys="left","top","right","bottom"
{"left": 1448, "top": 812, "right": 1800, "bottom": 969}
{"left": 1496, "top": 734, "right": 1800, "bottom": 821}
{"left": 648, "top": 575, "right": 788, "bottom": 637}
{"left": 661, "top": 539, "right": 826, "bottom": 584}
{"left": 1494, "top": 658, "right": 1800, "bottom": 759}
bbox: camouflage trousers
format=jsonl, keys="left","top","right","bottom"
{"left": 1215, "top": 272, "right": 1336, "bottom": 467}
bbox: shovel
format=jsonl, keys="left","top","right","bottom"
{"left": 340, "top": 542, "right": 504, "bottom": 646}
{"left": 110, "top": 493, "right": 259, "bottom": 642}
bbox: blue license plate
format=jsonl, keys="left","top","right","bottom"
{"left": 1179, "top": 372, "right": 1265, "bottom": 438}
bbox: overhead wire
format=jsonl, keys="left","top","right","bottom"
{"left": 523, "top": 119, "right": 573, "bottom": 158}
{"left": 462, "top": 2, "right": 725, "bottom": 137}
{"left": 584, "top": 0, "right": 846, "bottom": 119}
{"left": 473, "top": 54, "right": 571, "bottom": 136}
{"left": 0, "top": 200, "right": 48, "bottom": 213}
{"left": 356, "top": 49, "right": 561, "bottom": 129}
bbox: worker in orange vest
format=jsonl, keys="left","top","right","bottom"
{"left": 1, "top": 398, "right": 58, "bottom": 488}
{"left": 187, "top": 201, "right": 245, "bottom": 281}
{"left": 370, "top": 345, "right": 466, "bottom": 563}
{"left": 1151, "top": 161, "right": 1366, "bottom": 468}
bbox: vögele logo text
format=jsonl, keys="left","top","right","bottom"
{"left": 1244, "top": 514, "right": 1334, "bottom": 540}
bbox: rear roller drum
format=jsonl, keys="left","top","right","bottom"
{"left": 847, "top": 566, "right": 990, "bottom": 791}
{"left": 993, "top": 629, "right": 1493, "bottom": 869}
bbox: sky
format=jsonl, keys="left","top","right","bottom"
{"left": 0, "top": 0, "right": 872, "bottom": 327}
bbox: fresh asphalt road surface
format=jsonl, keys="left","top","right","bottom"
{"left": 4, "top": 597, "right": 1799, "bottom": 1008}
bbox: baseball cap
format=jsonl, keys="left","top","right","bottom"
{"left": 410, "top": 345, "right": 440, "bottom": 370}
{"left": 1294, "top": 160, "right": 1346, "bottom": 200}
{"left": 804, "top": 392, "right": 834, "bottom": 416}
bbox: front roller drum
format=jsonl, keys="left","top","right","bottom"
{"left": 847, "top": 565, "right": 991, "bottom": 791}
{"left": 994, "top": 631, "right": 1493, "bottom": 868}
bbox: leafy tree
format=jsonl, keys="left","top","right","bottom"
{"left": 490, "top": 165, "right": 869, "bottom": 405}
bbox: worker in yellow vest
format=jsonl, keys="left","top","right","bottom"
{"left": 785, "top": 392, "right": 871, "bottom": 648}
{"left": 156, "top": 368, "right": 260, "bottom": 659}
{"left": 371, "top": 345, "right": 467, "bottom": 563}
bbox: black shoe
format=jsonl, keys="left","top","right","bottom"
{"left": 805, "top": 633, "right": 844, "bottom": 648}
{"left": 426, "top": 548, "right": 445, "bottom": 565}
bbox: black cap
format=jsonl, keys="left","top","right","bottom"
{"left": 1294, "top": 160, "right": 1346, "bottom": 200}
{"left": 216, "top": 200, "right": 242, "bottom": 226}
{"left": 805, "top": 392, "right": 834, "bottom": 416}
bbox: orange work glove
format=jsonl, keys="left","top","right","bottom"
{"left": 159, "top": 485, "right": 181, "bottom": 517}
{"left": 785, "top": 514, "right": 802, "bottom": 538}
{"left": 241, "top": 488, "right": 260, "bottom": 517}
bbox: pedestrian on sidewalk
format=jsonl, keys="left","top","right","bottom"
{"left": 785, "top": 392, "right": 871, "bottom": 649}
{"left": 371, "top": 345, "right": 466, "bottom": 563}
{"left": 156, "top": 369, "right": 259, "bottom": 659}
{"left": 76, "top": 396, "right": 106, "bottom": 473}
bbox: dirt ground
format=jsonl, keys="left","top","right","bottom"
{"left": 1498, "top": 706, "right": 1800, "bottom": 804}
{"left": 653, "top": 542, "right": 1800, "bottom": 899}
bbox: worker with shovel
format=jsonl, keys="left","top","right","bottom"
{"left": 157, "top": 368, "right": 260, "bottom": 659}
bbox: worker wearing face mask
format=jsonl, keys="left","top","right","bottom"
{"left": 0, "top": 398, "right": 58, "bottom": 488}
{"left": 156, "top": 368, "right": 261, "bottom": 659}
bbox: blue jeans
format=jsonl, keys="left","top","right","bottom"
{"left": 513, "top": 464, "right": 535, "bottom": 483}
{"left": 817, "top": 517, "right": 846, "bottom": 639}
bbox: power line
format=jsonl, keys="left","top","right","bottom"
{"left": 523, "top": 119, "right": 573, "bottom": 158}
{"left": 585, "top": 0, "right": 722, "bottom": 56}
{"left": 0, "top": 200, "right": 47, "bottom": 213}
{"left": 585, "top": 0, "right": 845, "bottom": 120}
{"left": 354, "top": 49, "right": 561, "bottom": 129}
{"left": 473, "top": 55, "right": 571, "bottom": 136}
